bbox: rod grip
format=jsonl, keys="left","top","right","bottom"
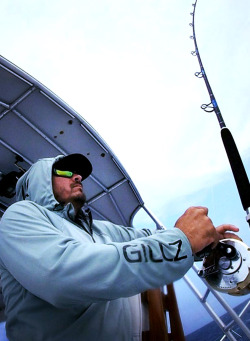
{"left": 221, "top": 127, "right": 250, "bottom": 211}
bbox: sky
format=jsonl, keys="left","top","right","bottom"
{"left": 1, "top": 0, "right": 250, "bottom": 336}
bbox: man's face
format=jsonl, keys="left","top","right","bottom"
{"left": 52, "top": 173, "right": 86, "bottom": 209}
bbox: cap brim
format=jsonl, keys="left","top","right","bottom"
{"left": 53, "top": 154, "right": 92, "bottom": 180}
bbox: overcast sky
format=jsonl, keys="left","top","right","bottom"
{"left": 1, "top": 0, "right": 250, "bottom": 336}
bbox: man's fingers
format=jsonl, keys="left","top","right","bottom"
{"left": 216, "top": 224, "right": 239, "bottom": 234}
{"left": 220, "top": 232, "right": 242, "bottom": 241}
{"left": 216, "top": 224, "right": 241, "bottom": 242}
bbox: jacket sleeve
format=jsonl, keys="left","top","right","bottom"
{"left": 0, "top": 201, "right": 194, "bottom": 309}
{"left": 92, "top": 219, "right": 156, "bottom": 242}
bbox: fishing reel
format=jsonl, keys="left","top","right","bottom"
{"left": 197, "top": 239, "right": 250, "bottom": 296}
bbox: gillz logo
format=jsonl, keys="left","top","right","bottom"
{"left": 123, "top": 240, "right": 187, "bottom": 263}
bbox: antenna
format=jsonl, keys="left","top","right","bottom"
{"left": 190, "top": 0, "right": 250, "bottom": 224}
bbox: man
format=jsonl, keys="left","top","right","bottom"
{"left": 0, "top": 154, "right": 239, "bottom": 341}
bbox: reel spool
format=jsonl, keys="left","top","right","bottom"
{"left": 198, "top": 239, "right": 250, "bottom": 296}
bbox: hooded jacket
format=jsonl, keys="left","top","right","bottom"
{"left": 0, "top": 156, "right": 194, "bottom": 341}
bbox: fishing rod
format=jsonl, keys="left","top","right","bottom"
{"left": 190, "top": 0, "right": 250, "bottom": 224}
{"left": 190, "top": 0, "right": 250, "bottom": 296}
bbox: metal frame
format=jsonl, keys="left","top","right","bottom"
{"left": 0, "top": 54, "right": 144, "bottom": 226}
{"left": 184, "top": 264, "right": 250, "bottom": 340}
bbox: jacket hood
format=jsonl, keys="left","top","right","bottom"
{"left": 16, "top": 155, "right": 64, "bottom": 210}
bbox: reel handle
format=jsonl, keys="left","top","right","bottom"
{"left": 194, "top": 241, "right": 237, "bottom": 261}
{"left": 194, "top": 245, "right": 212, "bottom": 261}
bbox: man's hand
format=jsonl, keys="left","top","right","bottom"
{"left": 175, "top": 206, "right": 239, "bottom": 253}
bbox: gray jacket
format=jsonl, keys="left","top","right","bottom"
{"left": 0, "top": 156, "right": 193, "bottom": 340}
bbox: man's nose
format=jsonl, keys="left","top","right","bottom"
{"left": 72, "top": 173, "right": 82, "bottom": 182}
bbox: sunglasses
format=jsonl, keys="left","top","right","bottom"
{"left": 53, "top": 169, "right": 76, "bottom": 178}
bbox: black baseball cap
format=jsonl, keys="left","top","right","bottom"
{"left": 53, "top": 154, "right": 92, "bottom": 180}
